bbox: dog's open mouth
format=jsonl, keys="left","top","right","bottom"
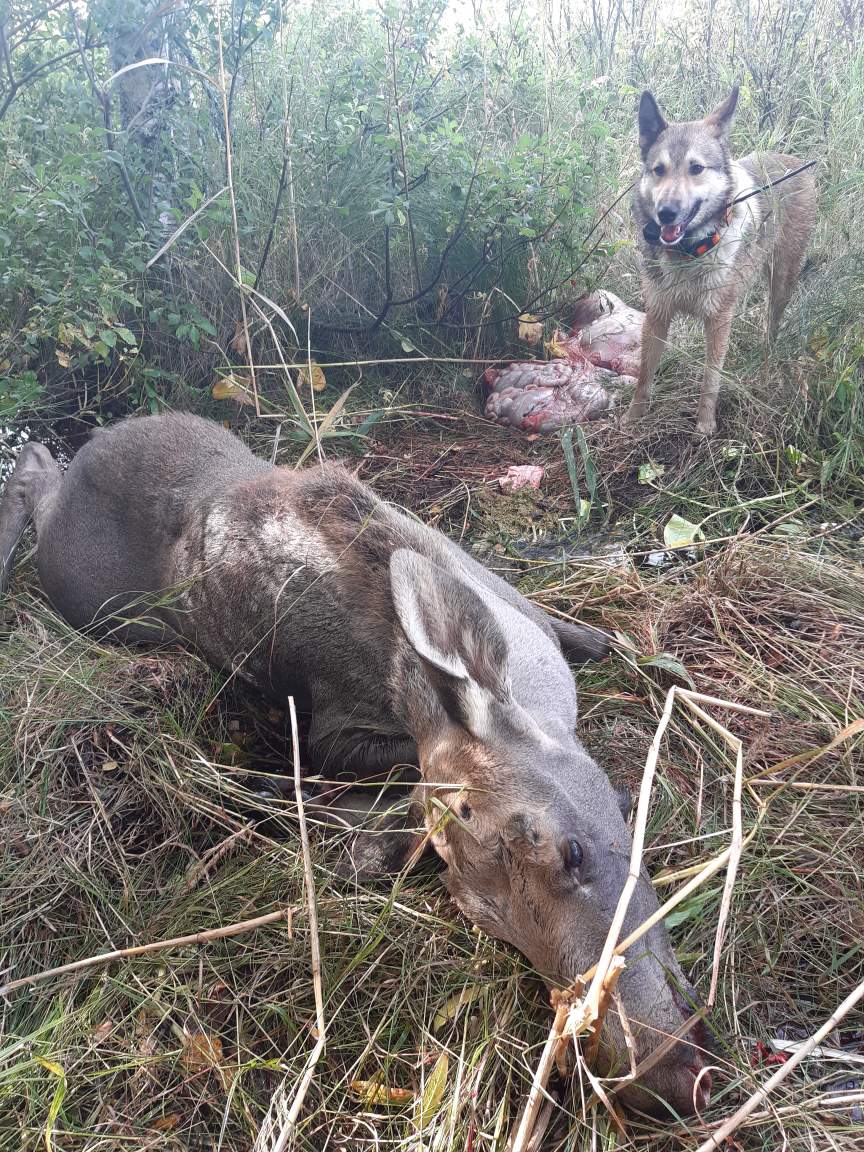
{"left": 659, "top": 202, "right": 701, "bottom": 245}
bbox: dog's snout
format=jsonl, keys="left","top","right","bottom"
{"left": 657, "top": 203, "right": 680, "bottom": 224}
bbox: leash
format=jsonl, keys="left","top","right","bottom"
{"left": 728, "top": 158, "right": 817, "bottom": 207}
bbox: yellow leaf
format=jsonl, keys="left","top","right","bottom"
{"left": 435, "top": 284, "right": 449, "bottom": 320}
{"left": 230, "top": 319, "right": 249, "bottom": 358}
{"left": 151, "top": 1113, "right": 182, "bottom": 1131}
{"left": 298, "top": 361, "right": 327, "bottom": 392}
{"left": 545, "top": 332, "right": 571, "bottom": 360}
{"left": 181, "top": 1029, "right": 223, "bottom": 1074}
{"left": 415, "top": 1050, "right": 448, "bottom": 1131}
{"left": 433, "top": 984, "right": 483, "bottom": 1032}
{"left": 517, "top": 313, "right": 543, "bottom": 345}
{"left": 212, "top": 374, "right": 256, "bottom": 406}
{"left": 35, "top": 1057, "right": 66, "bottom": 1152}
{"left": 349, "top": 1080, "right": 414, "bottom": 1107}
{"left": 56, "top": 350, "right": 71, "bottom": 368}
{"left": 35, "top": 1057, "right": 64, "bottom": 1078}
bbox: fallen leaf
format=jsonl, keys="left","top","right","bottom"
{"left": 212, "top": 741, "right": 250, "bottom": 766}
{"left": 297, "top": 361, "right": 326, "bottom": 392}
{"left": 349, "top": 1080, "right": 414, "bottom": 1107}
{"left": 638, "top": 652, "right": 694, "bottom": 687}
{"left": 91, "top": 1019, "right": 114, "bottom": 1043}
{"left": 638, "top": 461, "right": 665, "bottom": 484}
{"left": 151, "top": 1113, "right": 183, "bottom": 1131}
{"left": 415, "top": 1050, "right": 448, "bottom": 1131}
{"left": 517, "top": 313, "right": 543, "bottom": 345}
{"left": 545, "top": 333, "right": 570, "bottom": 359}
{"left": 230, "top": 320, "right": 249, "bottom": 358}
{"left": 181, "top": 1029, "right": 223, "bottom": 1074}
{"left": 433, "top": 984, "right": 484, "bottom": 1032}
{"left": 663, "top": 513, "right": 704, "bottom": 549}
{"left": 56, "top": 349, "right": 71, "bottom": 368}
{"left": 212, "top": 374, "right": 256, "bottom": 406}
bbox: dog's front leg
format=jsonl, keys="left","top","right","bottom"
{"left": 625, "top": 309, "right": 670, "bottom": 425}
{"left": 696, "top": 310, "right": 734, "bottom": 435}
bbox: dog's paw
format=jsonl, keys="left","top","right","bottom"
{"left": 622, "top": 401, "right": 648, "bottom": 428}
{"left": 694, "top": 415, "right": 717, "bottom": 436}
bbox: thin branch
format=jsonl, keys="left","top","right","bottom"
{"left": 255, "top": 698, "right": 327, "bottom": 1152}
{"left": 215, "top": 3, "right": 258, "bottom": 411}
{"left": 0, "top": 907, "right": 295, "bottom": 996}
{"left": 253, "top": 75, "right": 296, "bottom": 292}
{"left": 66, "top": 5, "right": 148, "bottom": 232}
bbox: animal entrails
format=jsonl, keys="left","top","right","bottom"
{"left": 0, "top": 413, "right": 711, "bottom": 1114}
{"left": 627, "top": 85, "right": 817, "bottom": 435}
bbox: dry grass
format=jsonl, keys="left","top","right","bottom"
{"left": 1, "top": 416, "right": 862, "bottom": 1150}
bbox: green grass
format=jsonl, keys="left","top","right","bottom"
{"left": 2, "top": 0, "right": 864, "bottom": 1148}
{"left": 1, "top": 421, "right": 862, "bottom": 1149}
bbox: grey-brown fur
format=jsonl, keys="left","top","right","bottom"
{"left": 627, "top": 86, "right": 817, "bottom": 434}
{"left": 0, "top": 413, "right": 712, "bottom": 1114}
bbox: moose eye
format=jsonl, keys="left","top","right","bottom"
{"left": 459, "top": 800, "right": 472, "bottom": 820}
{"left": 652, "top": 163, "right": 666, "bottom": 176}
{"left": 563, "top": 837, "right": 583, "bottom": 872}
{"left": 689, "top": 162, "right": 705, "bottom": 175}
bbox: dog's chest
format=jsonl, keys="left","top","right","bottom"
{"left": 642, "top": 204, "right": 766, "bottom": 319}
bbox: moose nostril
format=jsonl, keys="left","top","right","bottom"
{"left": 657, "top": 205, "right": 678, "bottom": 224}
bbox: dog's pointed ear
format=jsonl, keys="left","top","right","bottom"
{"left": 638, "top": 91, "right": 668, "bottom": 158}
{"left": 705, "top": 85, "right": 739, "bottom": 137}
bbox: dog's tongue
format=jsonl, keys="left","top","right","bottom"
{"left": 661, "top": 223, "right": 684, "bottom": 243}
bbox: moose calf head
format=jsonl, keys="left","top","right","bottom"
{"left": 376, "top": 549, "right": 712, "bottom": 1116}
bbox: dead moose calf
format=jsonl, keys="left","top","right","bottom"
{"left": 0, "top": 413, "right": 711, "bottom": 1115}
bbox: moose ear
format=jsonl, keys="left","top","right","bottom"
{"left": 390, "top": 549, "right": 511, "bottom": 736}
{"left": 638, "top": 91, "right": 668, "bottom": 158}
{"left": 547, "top": 616, "right": 611, "bottom": 664}
{"left": 705, "top": 85, "right": 739, "bottom": 137}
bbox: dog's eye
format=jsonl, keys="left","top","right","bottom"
{"left": 689, "top": 162, "right": 705, "bottom": 175}
{"left": 563, "top": 837, "right": 583, "bottom": 873}
{"left": 652, "top": 163, "right": 666, "bottom": 177}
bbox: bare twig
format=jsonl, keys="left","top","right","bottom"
{"left": 255, "top": 698, "right": 326, "bottom": 1152}
{"left": 677, "top": 695, "right": 748, "bottom": 1007}
{"left": 180, "top": 821, "right": 254, "bottom": 896}
{"left": 0, "top": 907, "right": 295, "bottom": 996}
{"left": 215, "top": 3, "right": 258, "bottom": 413}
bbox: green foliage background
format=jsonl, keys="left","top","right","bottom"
{"left": 1, "top": 0, "right": 861, "bottom": 467}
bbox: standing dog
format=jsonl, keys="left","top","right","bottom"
{"left": 627, "top": 85, "right": 816, "bottom": 434}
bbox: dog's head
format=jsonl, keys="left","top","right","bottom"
{"left": 637, "top": 87, "right": 739, "bottom": 246}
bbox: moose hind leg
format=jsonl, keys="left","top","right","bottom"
{"left": 0, "top": 442, "right": 60, "bottom": 595}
